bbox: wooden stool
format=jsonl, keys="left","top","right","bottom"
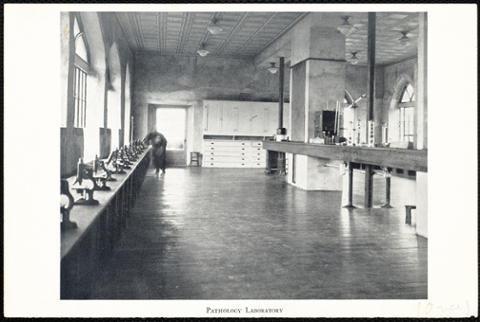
{"left": 405, "top": 205, "right": 416, "bottom": 225}
{"left": 190, "top": 152, "right": 200, "bottom": 166}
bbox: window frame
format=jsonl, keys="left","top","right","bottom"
{"left": 72, "top": 14, "right": 90, "bottom": 129}
{"left": 398, "top": 83, "right": 415, "bottom": 142}
{"left": 73, "top": 14, "right": 90, "bottom": 65}
{"left": 73, "top": 66, "right": 87, "bottom": 128}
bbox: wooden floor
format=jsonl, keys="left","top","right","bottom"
{"left": 86, "top": 166, "right": 427, "bottom": 299}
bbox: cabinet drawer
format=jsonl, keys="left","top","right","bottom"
{"left": 202, "top": 139, "right": 266, "bottom": 168}
{"left": 205, "top": 146, "right": 250, "bottom": 152}
{"left": 204, "top": 140, "right": 250, "bottom": 147}
{"left": 205, "top": 155, "right": 254, "bottom": 162}
{"left": 249, "top": 147, "right": 263, "bottom": 153}
{"left": 205, "top": 150, "right": 250, "bottom": 157}
{"left": 203, "top": 161, "right": 253, "bottom": 168}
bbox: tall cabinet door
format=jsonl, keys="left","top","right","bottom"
{"left": 221, "top": 104, "right": 238, "bottom": 133}
{"left": 204, "top": 101, "right": 222, "bottom": 134}
{"left": 237, "top": 103, "right": 252, "bottom": 135}
{"left": 250, "top": 104, "right": 268, "bottom": 135}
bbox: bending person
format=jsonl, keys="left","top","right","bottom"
{"left": 144, "top": 130, "right": 168, "bottom": 176}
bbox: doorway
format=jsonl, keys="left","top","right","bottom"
{"left": 156, "top": 107, "right": 187, "bottom": 167}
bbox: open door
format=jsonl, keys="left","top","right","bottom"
{"left": 156, "top": 107, "right": 187, "bottom": 166}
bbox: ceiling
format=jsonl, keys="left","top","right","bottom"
{"left": 115, "top": 11, "right": 419, "bottom": 66}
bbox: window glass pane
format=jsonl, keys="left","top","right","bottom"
{"left": 399, "top": 106, "right": 414, "bottom": 142}
{"left": 74, "top": 96, "right": 79, "bottom": 127}
{"left": 405, "top": 107, "right": 414, "bottom": 135}
{"left": 75, "top": 34, "right": 89, "bottom": 63}
{"left": 406, "top": 84, "right": 414, "bottom": 101}
{"left": 74, "top": 17, "right": 80, "bottom": 37}
{"left": 400, "top": 83, "right": 415, "bottom": 103}
{"left": 399, "top": 109, "right": 404, "bottom": 139}
{"left": 400, "top": 86, "right": 408, "bottom": 102}
{"left": 398, "top": 84, "right": 415, "bottom": 143}
{"left": 73, "top": 67, "right": 87, "bottom": 128}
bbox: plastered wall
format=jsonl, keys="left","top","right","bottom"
{"left": 60, "top": 12, "right": 133, "bottom": 176}
{"left": 132, "top": 54, "right": 290, "bottom": 154}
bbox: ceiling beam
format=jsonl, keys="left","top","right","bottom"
{"left": 213, "top": 12, "right": 250, "bottom": 55}
{"left": 253, "top": 13, "right": 309, "bottom": 67}
{"left": 176, "top": 13, "right": 194, "bottom": 54}
{"left": 253, "top": 26, "right": 292, "bottom": 67}
{"left": 231, "top": 13, "right": 277, "bottom": 57}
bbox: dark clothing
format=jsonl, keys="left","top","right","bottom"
{"left": 145, "top": 131, "right": 167, "bottom": 173}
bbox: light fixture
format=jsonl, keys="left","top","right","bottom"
{"left": 268, "top": 62, "right": 278, "bottom": 74}
{"left": 398, "top": 31, "right": 410, "bottom": 46}
{"left": 197, "top": 43, "right": 209, "bottom": 57}
{"left": 349, "top": 52, "right": 359, "bottom": 65}
{"left": 337, "top": 16, "right": 354, "bottom": 35}
{"left": 207, "top": 18, "right": 223, "bottom": 35}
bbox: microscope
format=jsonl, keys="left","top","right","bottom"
{"left": 97, "top": 157, "right": 116, "bottom": 181}
{"left": 104, "top": 149, "right": 126, "bottom": 174}
{"left": 128, "top": 143, "right": 139, "bottom": 160}
{"left": 139, "top": 138, "right": 147, "bottom": 150}
{"left": 71, "top": 158, "right": 99, "bottom": 205}
{"left": 89, "top": 155, "right": 111, "bottom": 191}
{"left": 124, "top": 145, "right": 138, "bottom": 162}
{"left": 61, "top": 179, "right": 77, "bottom": 229}
{"left": 117, "top": 147, "right": 132, "bottom": 169}
{"left": 134, "top": 140, "right": 144, "bottom": 153}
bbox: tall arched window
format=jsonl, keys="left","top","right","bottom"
{"left": 73, "top": 15, "right": 89, "bottom": 128}
{"left": 74, "top": 16, "right": 89, "bottom": 64}
{"left": 399, "top": 83, "right": 415, "bottom": 142}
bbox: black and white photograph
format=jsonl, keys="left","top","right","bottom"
{"left": 4, "top": 3, "right": 478, "bottom": 318}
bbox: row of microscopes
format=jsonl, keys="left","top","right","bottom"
{"left": 61, "top": 139, "right": 148, "bottom": 229}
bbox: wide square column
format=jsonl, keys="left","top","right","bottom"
{"left": 288, "top": 25, "right": 346, "bottom": 191}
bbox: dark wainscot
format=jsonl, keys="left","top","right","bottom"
{"left": 61, "top": 148, "right": 151, "bottom": 299}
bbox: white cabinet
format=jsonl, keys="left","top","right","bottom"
{"left": 203, "top": 101, "right": 222, "bottom": 134}
{"left": 202, "top": 100, "right": 286, "bottom": 169}
{"left": 202, "top": 140, "right": 266, "bottom": 168}
{"left": 221, "top": 104, "right": 238, "bottom": 133}
{"left": 237, "top": 104, "right": 252, "bottom": 134}
{"left": 250, "top": 105, "right": 269, "bottom": 135}
{"left": 203, "top": 100, "right": 281, "bottom": 136}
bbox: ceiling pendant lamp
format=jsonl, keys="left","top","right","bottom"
{"left": 268, "top": 62, "right": 278, "bottom": 74}
{"left": 197, "top": 43, "right": 209, "bottom": 57}
{"left": 399, "top": 31, "right": 410, "bottom": 46}
{"left": 207, "top": 18, "right": 223, "bottom": 35}
{"left": 349, "top": 52, "right": 359, "bottom": 65}
{"left": 337, "top": 16, "right": 354, "bottom": 35}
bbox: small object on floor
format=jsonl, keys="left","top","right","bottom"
{"left": 190, "top": 152, "right": 200, "bottom": 166}
{"left": 405, "top": 205, "right": 416, "bottom": 225}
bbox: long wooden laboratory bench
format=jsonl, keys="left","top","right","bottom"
{"left": 61, "top": 148, "right": 151, "bottom": 299}
{"left": 263, "top": 140, "right": 427, "bottom": 172}
{"left": 263, "top": 140, "right": 427, "bottom": 208}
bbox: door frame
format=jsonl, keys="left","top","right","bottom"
{"left": 149, "top": 104, "right": 191, "bottom": 166}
